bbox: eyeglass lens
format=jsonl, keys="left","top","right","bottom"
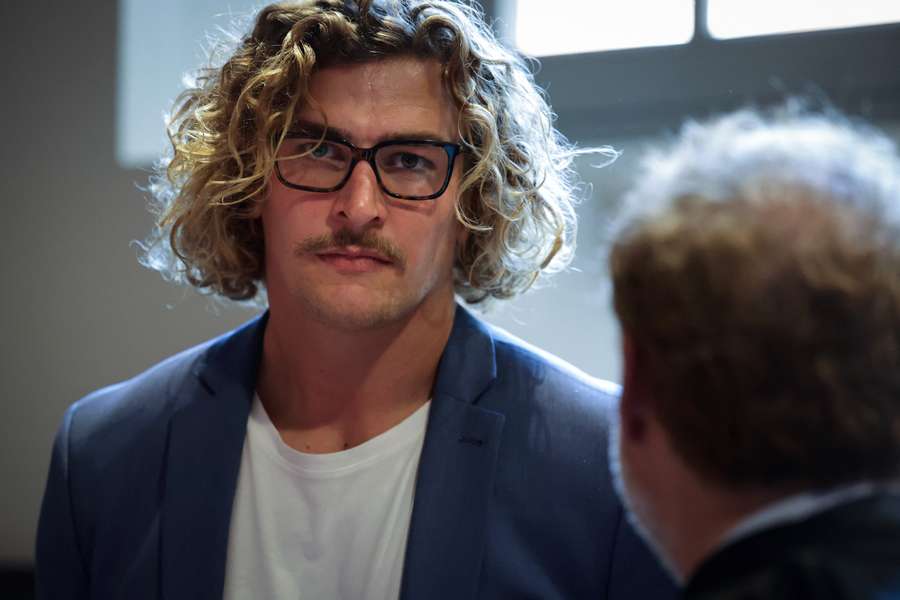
{"left": 277, "top": 138, "right": 451, "bottom": 198}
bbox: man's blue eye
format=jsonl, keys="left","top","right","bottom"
{"left": 399, "top": 153, "right": 421, "bottom": 168}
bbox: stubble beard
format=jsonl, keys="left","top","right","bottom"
{"left": 292, "top": 262, "right": 455, "bottom": 333}
{"left": 298, "top": 284, "right": 408, "bottom": 331}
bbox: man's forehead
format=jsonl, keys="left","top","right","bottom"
{"left": 363, "top": 57, "right": 442, "bottom": 85}
{"left": 296, "top": 57, "right": 458, "bottom": 143}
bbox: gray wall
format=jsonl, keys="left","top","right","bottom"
{"left": 3, "top": 1, "right": 255, "bottom": 563}
{"left": 3, "top": 1, "right": 898, "bottom": 565}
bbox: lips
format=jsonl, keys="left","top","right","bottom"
{"left": 317, "top": 246, "right": 392, "bottom": 264}
{"left": 315, "top": 246, "right": 393, "bottom": 272}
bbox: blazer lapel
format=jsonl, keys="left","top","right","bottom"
{"left": 400, "top": 306, "right": 505, "bottom": 600}
{"left": 160, "top": 313, "right": 268, "bottom": 600}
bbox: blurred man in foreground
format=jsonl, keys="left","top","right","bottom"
{"left": 608, "top": 108, "right": 900, "bottom": 599}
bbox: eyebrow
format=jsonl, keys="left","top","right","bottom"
{"left": 289, "top": 119, "right": 451, "bottom": 144}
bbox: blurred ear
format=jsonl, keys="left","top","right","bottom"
{"left": 620, "top": 332, "right": 650, "bottom": 441}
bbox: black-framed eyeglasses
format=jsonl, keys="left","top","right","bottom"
{"left": 274, "top": 132, "right": 464, "bottom": 201}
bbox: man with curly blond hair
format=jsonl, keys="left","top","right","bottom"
{"left": 36, "top": 1, "right": 674, "bottom": 599}
{"left": 609, "top": 107, "right": 900, "bottom": 599}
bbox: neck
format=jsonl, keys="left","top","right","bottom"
{"left": 657, "top": 472, "right": 788, "bottom": 583}
{"left": 257, "top": 295, "right": 455, "bottom": 453}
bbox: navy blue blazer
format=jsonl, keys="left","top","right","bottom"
{"left": 36, "top": 306, "right": 675, "bottom": 599}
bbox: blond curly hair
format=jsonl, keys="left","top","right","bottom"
{"left": 142, "top": 0, "right": 601, "bottom": 304}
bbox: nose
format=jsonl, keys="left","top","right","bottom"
{"left": 329, "top": 160, "right": 385, "bottom": 231}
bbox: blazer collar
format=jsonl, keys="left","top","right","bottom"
{"left": 431, "top": 304, "right": 498, "bottom": 403}
{"left": 401, "top": 304, "right": 506, "bottom": 599}
{"left": 191, "top": 310, "right": 269, "bottom": 400}
{"left": 161, "top": 312, "right": 268, "bottom": 600}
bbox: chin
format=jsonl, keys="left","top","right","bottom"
{"left": 294, "top": 285, "right": 418, "bottom": 331}
{"left": 608, "top": 416, "right": 682, "bottom": 583}
{"left": 311, "top": 298, "right": 403, "bottom": 331}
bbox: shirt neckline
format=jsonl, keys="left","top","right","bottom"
{"left": 248, "top": 393, "right": 432, "bottom": 478}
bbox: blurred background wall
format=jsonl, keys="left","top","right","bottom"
{"left": 2, "top": 1, "right": 898, "bottom": 593}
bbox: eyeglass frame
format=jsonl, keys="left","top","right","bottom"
{"left": 274, "top": 131, "right": 465, "bottom": 201}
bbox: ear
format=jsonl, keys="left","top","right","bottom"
{"left": 620, "top": 332, "right": 650, "bottom": 441}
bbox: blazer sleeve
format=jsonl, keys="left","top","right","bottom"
{"left": 35, "top": 406, "right": 90, "bottom": 600}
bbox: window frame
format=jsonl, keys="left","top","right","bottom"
{"left": 484, "top": 0, "right": 900, "bottom": 141}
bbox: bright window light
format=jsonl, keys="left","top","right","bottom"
{"left": 513, "top": 0, "right": 694, "bottom": 57}
{"left": 708, "top": 0, "right": 900, "bottom": 39}
{"left": 117, "top": 0, "right": 259, "bottom": 168}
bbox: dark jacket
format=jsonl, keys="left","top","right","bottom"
{"left": 684, "top": 493, "right": 900, "bottom": 599}
{"left": 36, "top": 306, "right": 675, "bottom": 599}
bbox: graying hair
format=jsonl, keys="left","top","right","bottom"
{"left": 615, "top": 104, "right": 900, "bottom": 237}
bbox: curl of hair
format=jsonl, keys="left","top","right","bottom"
{"left": 141, "top": 0, "right": 601, "bottom": 304}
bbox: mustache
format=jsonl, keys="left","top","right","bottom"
{"left": 294, "top": 229, "right": 406, "bottom": 268}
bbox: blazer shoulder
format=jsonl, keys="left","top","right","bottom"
{"left": 489, "top": 322, "right": 620, "bottom": 404}
{"left": 40, "top": 335, "right": 223, "bottom": 573}
{"left": 63, "top": 335, "right": 218, "bottom": 456}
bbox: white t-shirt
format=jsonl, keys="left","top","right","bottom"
{"left": 223, "top": 395, "right": 430, "bottom": 600}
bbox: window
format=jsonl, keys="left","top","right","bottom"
{"left": 512, "top": 0, "right": 694, "bottom": 57}
{"left": 707, "top": 0, "right": 900, "bottom": 39}
{"left": 117, "top": 0, "right": 258, "bottom": 167}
